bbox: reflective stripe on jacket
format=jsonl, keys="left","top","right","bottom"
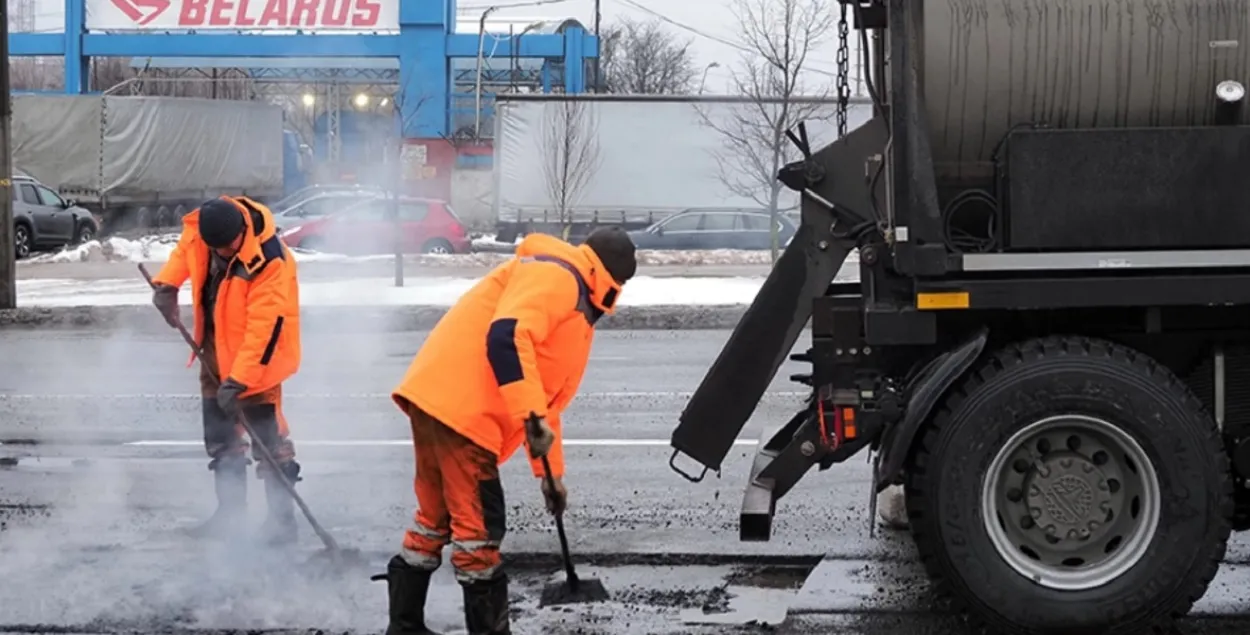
{"left": 153, "top": 195, "right": 302, "bottom": 396}
{"left": 392, "top": 233, "right": 623, "bottom": 478}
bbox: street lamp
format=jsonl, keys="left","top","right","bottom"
{"left": 475, "top": 0, "right": 570, "bottom": 136}
{"left": 698, "top": 61, "right": 720, "bottom": 94}
{"left": 474, "top": 5, "right": 501, "bottom": 138}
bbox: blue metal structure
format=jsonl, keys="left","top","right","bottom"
{"left": 8, "top": 0, "right": 598, "bottom": 139}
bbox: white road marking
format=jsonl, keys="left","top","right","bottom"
{"left": 0, "top": 391, "right": 807, "bottom": 400}
{"left": 124, "top": 439, "right": 762, "bottom": 448}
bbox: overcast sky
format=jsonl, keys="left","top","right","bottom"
{"left": 24, "top": 0, "right": 866, "bottom": 95}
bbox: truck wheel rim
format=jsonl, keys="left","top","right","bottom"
{"left": 980, "top": 414, "right": 1161, "bottom": 591}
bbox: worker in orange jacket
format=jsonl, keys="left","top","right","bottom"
{"left": 149, "top": 195, "right": 303, "bottom": 546}
{"left": 377, "top": 227, "right": 637, "bottom": 635}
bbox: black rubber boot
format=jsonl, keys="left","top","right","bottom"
{"left": 461, "top": 573, "right": 511, "bottom": 635}
{"left": 373, "top": 555, "right": 443, "bottom": 635}
{"left": 257, "top": 460, "right": 300, "bottom": 546}
{"left": 186, "top": 455, "right": 248, "bottom": 540}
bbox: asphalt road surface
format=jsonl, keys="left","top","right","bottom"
{"left": 2, "top": 329, "right": 1250, "bottom": 634}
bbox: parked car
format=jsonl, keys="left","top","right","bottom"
{"left": 279, "top": 196, "right": 471, "bottom": 255}
{"left": 627, "top": 208, "right": 797, "bottom": 250}
{"left": 269, "top": 183, "right": 388, "bottom": 216}
{"left": 271, "top": 188, "right": 391, "bottom": 227}
{"left": 11, "top": 173, "right": 100, "bottom": 259}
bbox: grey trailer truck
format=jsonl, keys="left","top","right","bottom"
{"left": 11, "top": 94, "right": 287, "bottom": 234}
{"left": 668, "top": 1, "right": 1250, "bottom": 633}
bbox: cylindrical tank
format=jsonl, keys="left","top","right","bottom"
{"left": 923, "top": 0, "right": 1250, "bottom": 174}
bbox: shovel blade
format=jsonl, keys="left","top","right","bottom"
{"left": 300, "top": 547, "right": 370, "bottom": 579}
{"left": 538, "top": 576, "right": 610, "bottom": 607}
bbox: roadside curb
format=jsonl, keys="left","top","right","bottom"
{"left": 0, "top": 304, "right": 755, "bottom": 331}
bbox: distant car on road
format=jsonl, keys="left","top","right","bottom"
{"left": 11, "top": 173, "right": 100, "bottom": 259}
{"left": 279, "top": 196, "right": 471, "bottom": 255}
{"left": 271, "top": 189, "right": 390, "bottom": 226}
{"left": 269, "top": 183, "right": 388, "bottom": 216}
{"left": 627, "top": 208, "right": 797, "bottom": 250}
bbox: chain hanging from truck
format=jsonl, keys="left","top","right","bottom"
{"left": 835, "top": 2, "right": 850, "bottom": 138}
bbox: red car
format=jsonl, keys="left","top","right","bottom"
{"left": 276, "top": 195, "right": 471, "bottom": 255}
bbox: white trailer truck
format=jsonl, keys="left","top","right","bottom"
{"left": 11, "top": 94, "right": 288, "bottom": 234}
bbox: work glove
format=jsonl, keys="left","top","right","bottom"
{"left": 541, "top": 475, "right": 568, "bottom": 516}
{"left": 151, "top": 283, "right": 180, "bottom": 328}
{"left": 524, "top": 413, "right": 555, "bottom": 459}
{"left": 216, "top": 378, "right": 248, "bottom": 419}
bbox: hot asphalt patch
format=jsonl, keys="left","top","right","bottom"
{"left": 1, "top": 492, "right": 819, "bottom": 635}
{"left": 0, "top": 539, "right": 817, "bottom": 634}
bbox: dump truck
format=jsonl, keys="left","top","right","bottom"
{"left": 11, "top": 94, "right": 297, "bottom": 234}
{"left": 668, "top": 1, "right": 1250, "bottom": 633}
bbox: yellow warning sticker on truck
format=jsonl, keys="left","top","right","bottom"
{"left": 916, "top": 291, "right": 970, "bottom": 310}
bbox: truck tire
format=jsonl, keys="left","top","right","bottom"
{"left": 155, "top": 206, "right": 174, "bottom": 228}
{"left": 134, "top": 206, "right": 153, "bottom": 230}
{"left": 905, "top": 335, "right": 1232, "bottom": 635}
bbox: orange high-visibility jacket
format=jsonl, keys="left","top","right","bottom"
{"left": 392, "top": 233, "right": 624, "bottom": 479}
{"left": 153, "top": 196, "right": 302, "bottom": 397}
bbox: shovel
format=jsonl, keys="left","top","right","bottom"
{"left": 138, "top": 263, "right": 365, "bottom": 572}
{"left": 528, "top": 416, "right": 610, "bottom": 608}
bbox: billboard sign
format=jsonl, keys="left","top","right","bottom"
{"left": 86, "top": 0, "right": 397, "bottom": 31}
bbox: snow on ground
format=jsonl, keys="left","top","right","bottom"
{"left": 470, "top": 233, "right": 517, "bottom": 252}
{"left": 25, "top": 234, "right": 183, "bottom": 264}
{"left": 21, "top": 233, "right": 804, "bottom": 268}
{"left": 15, "top": 275, "right": 768, "bottom": 307}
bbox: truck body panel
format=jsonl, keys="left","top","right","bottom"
{"left": 11, "top": 94, "right": 285, "bottom": 206}
{"left": 922, "top": 0, "right": 1250, "bottom": 174}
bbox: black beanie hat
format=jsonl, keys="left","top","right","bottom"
{"left": 199, "top": 198, "right": 245, "bottom": 249}
{"left": 584, "top": 226, "right": 637, "bottom": 284}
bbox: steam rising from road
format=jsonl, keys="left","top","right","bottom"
{"left": 0, "top": 309, "right": 403, "bottom": 631}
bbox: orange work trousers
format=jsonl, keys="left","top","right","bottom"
{"left": 400, "top": 403, "right": 507, "bottom": 583}
{"left": 198, "top": 339, "right": 296, "bottom": 470}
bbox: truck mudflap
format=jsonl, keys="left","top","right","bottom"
{"left": 873, "top": 328, "right": 988, "bottom": 490}
{"left": 667, "top": 232, "right": 856, "bottom": 482}
{"left": 668, "top": 115, "right": 888, "bottom": 481}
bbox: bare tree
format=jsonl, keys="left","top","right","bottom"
{"left": 697, "top": 0, "right": 834, "bottom": 261}
{"left": 599, "top": 17, "right": 699, "bottom": 94}
{"left": 90, "top": 57, "right": 132, "bottom": 92}
{"left": 94, "top": 58, "right": 256, "bottom": 100}
{"left": 10, "top": 58, "right": 62, "bottom": 91}
{"left": 539, "top": 99, "right": 602, "bottom": 240}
